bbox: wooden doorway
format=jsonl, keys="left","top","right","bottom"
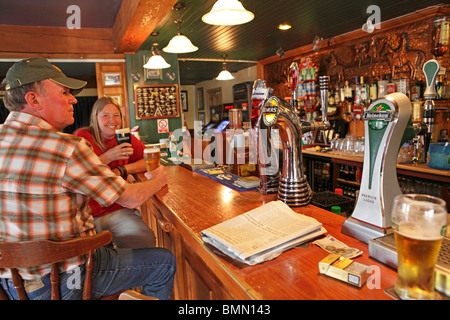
{"left": 207, "top": 87, "right": 222, "bottom": 123}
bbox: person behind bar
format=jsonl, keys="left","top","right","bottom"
{"left": 0, "top": 58, "right": 175, "bottom": 300}
{"left": 74, "top": 97, "right": 156, "bottom": 249}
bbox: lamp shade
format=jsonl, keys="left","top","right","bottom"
{"left": 163, "top": 34, "right": 198, "bottom": 53}
{"left": 202, "top": 0, "right": 254, "bottom": 26}
{"left": 216, "top": 69, "right": 235, "bottom": 80}
{"left": 144, "top": 55, "right": 171, "bottom": 69}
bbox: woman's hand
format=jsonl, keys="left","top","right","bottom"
{"left": 99, "top": 143, "right": 134, "bottom": 164}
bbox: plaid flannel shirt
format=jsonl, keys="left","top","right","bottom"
{"left": 0, "top": 112, "right": 127, "bottom": 280}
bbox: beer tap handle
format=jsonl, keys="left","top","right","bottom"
{"left": 422, "top": 59, "right": 440, "bottom": 159}
{"left": 423, "top": 59, "right": 440, "bottom": 100}
{"left": 319, "top": 76, "right": 330, "bottom": 129}
{"left": 290, "top": 62, "right": 299, "bottom": 110}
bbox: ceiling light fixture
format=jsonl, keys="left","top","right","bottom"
{"left": 278, "top": 24, "right": 291, "bottom": 30}
{"left": 202, "top": 0, "right": 254, "bottom": 26}
{"left": 216, "top": 55, "right": 235, "bottom": 80}
{"left": 144, "top": 32, "right": 171, "bottom": 69}
{"left": 163, "top": 4, "right": 198, "bottom": 54}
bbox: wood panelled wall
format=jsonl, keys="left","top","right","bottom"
{"left": 125, "top": 51, "right": 182, "bottom": 144}
{"left": 262, "top": 8, "right": 450, "bottom": 100}
{"left": 259, "top": 6, "right": 450, "bottom": 137}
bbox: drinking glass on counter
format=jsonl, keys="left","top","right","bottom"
{"left": 391, "top": 194, "right": 448, "bottom": 300}
{"left": 144, "top": 147, "right": 161, "bottom": 171}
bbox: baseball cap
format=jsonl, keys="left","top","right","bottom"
{"left": 3, "top": 58, "right": 87, "bottom": 95}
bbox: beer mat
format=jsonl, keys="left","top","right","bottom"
{"left": 195, "top": 168, "right": 257, "bottom": 192}
{"left": 384, "top": 286, "right": 449, "bottom": 300}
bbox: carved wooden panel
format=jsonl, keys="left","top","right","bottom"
{"left": 264, "top": 17, "right": 449, "bottom": 100}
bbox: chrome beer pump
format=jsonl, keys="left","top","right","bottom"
{"left": 341, "top": 92, "right": 416, "bottom": 243}
{"left": 260, "top": 74, "right": 330, "bottom": 206}
{"left": 252, "top": 79, "right": 280, "bottom": 195}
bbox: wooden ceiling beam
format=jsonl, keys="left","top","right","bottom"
{"left": 112, "top": 0, "right": 178, "bottom": 54}
{"left": 0, "top": 24, "right": 116, "bottom": 57}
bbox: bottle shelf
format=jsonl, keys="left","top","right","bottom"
{"left": 336, "top": 178, "right": 360, "bottom": 187}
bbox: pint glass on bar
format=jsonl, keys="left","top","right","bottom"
{"left": 144, "top": 147, "right": 161, "bottom": 171}
{"left": 391, "top": 194, "right": 447, "bottom": 300}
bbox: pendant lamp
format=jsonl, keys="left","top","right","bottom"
{"left": 163, "top": 4, "right": 198, "bottom": 54}
{"left": 144, "top": 32, "right": 171, "bottom": 69}
{"left": 216, "top": 55, "right": 235, "bottom": 80}
{"left": 202, "top": 0, "right": 254, "bottom": 26}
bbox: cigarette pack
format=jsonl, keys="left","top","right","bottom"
{"left": 319, "top": 253, "right": 370, "bottom": 287}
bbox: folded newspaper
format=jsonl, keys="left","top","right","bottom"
{"left": 201, "top": 201, "right": 326, "bottom": 265}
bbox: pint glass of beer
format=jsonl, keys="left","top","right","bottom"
{"left": 115, "top": 128, "right": 132, "bottom": 145}
{"left": 391, "top": 194, "right": 447, "bottom": 300}
{"left": 144, "top": 147, "right": 161, "bottom": 171}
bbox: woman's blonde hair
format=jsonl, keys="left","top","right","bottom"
{"left": 88, "top": 96, "right": 123, "bottom": 151}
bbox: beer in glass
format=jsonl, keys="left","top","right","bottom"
{"left": 391, "top": 194, "right": 447, "bottom": 300}
{"left": 115, "top": 128, "right": 132, "bottom": 145}
{"left": 144, "top": 147, "right": 161, "bottom": 171}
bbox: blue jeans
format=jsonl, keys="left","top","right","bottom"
{"left": 0, "top": 246, "right": 176, "bottom": 300}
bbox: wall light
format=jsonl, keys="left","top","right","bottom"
{"left": 202, "top": 0, "right": 254, "bottom": 26}
{"left": 163, "top": 4, "right": 198, "bottom": 54}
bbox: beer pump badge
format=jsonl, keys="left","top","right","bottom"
{"left": 364, "top": 102, "right": 394, "bottom": 130}
{"left": 262, "top": 98, "right": 278, "bottom": 126}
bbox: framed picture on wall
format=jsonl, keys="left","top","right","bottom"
{"left": 134, "top": 84, "right": 179, "bottom": 119}
{"left": 210, "top": 105, "right": 220, "bottom": 122}
{"left": 143, "top": 56, "right": 163, "bottom": 80}
{"left": 197, "top": 88, "right": 204, "bottom": 110}
{"left": 103, "top": 73, "right": 121, "bottom": 86}
{"left": 104, "top": 95, "right": 122, "bottom": 106}
{"left": 181, "top": 90, "right": 188, "bottom": 111}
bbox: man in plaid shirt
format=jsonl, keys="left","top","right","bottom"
{"left": 0, "top": 58, "right": 175, "bottom": 300}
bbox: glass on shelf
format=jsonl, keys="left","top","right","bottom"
{"left": 431, "top": 16, "right": 449, "bottom": 58}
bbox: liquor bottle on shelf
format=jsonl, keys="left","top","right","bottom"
{"left": 354, "top": 76, "right": 361, "bottom": 106}
{"left": 378, "top": 75, "right": 388, "bottom": 97}
{"left": 334, "top": 83, "right": 341, "bottom": 105}
{"left": 352, "top": 76, "right": 363, "bottom": 119}
{"left": 339, "top": 84, "right": 345, "bottom": 104}
{"left": 327, "top": 86, "right": 337, "bottom": 116}
{"left": 369, "top": 78, "right": 378, "bottom": 103}
{"left": 410, "top": 79, "right": 422, "bottom": 101}
{"left": 387, "top": 76, "right": 396, "bottom": 94}
{"left": 436, "top": 74, "right": 445, "bottom": 99}
{"left": 344, "top": 81, "right": 352, "bottom": 101}
{"left": 360, "top": 76, "right": 369, "bottom": 107}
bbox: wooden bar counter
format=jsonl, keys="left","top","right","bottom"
{"left": 138, "top": 165, "right": 397, "bottom": 300}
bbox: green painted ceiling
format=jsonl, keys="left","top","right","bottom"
{"left": 142, "top": 0, "right": 448, "bottom": 85}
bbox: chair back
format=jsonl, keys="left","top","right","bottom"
{"left": 0, "top": 231, "right": 112, "bottom": 300}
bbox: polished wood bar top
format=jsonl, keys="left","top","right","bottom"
{"left": 143, "top": 165, "right": 398, "bottom": 300}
